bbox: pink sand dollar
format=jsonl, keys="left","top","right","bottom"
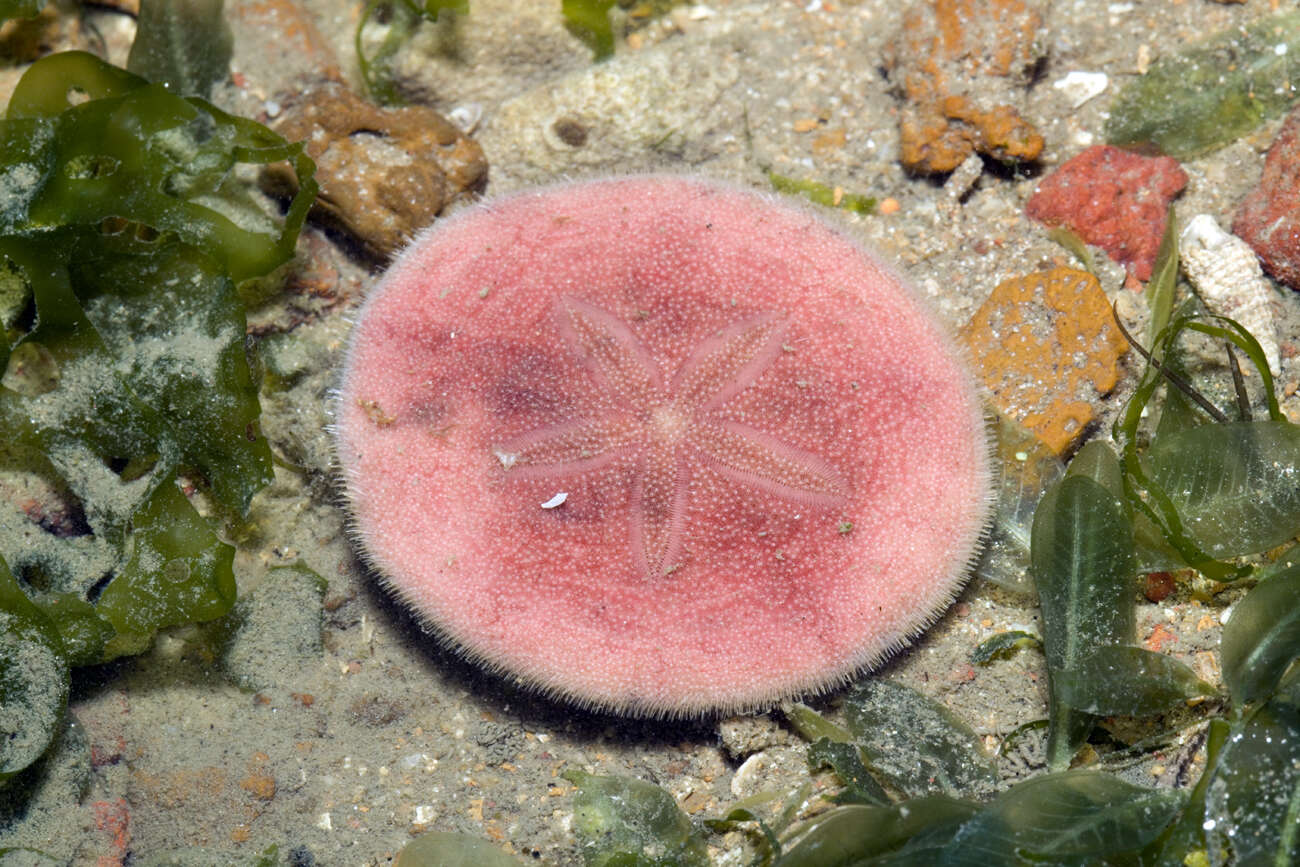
{"left": 335, "top": 175, "right": 991, "bottom": 717}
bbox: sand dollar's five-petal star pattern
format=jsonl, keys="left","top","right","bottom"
{"left": 493, "top": 296, "right": 849, "bottom": 579}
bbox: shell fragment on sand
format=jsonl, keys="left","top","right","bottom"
{"left": 1180, "top": 214, "right": 1281, "bottom": 377}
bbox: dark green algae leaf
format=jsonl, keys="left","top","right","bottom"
{"left": 973, "top": 412, "right": 1064, "bottom": 595}
{"left": 970, "top": 630, "right": 1041, "bottom": 665}
{"left": 0, "top": 0, "right": 41, "bottom": 21}
{"left": 1115, "top": 307, "right": 1291, "bottom": 579}
{"left": 785, "top": 688, "right": 994, "bottom": 803}
{"left": 1204, "top": 675, "right": 1300, "bottom": 866}
{"left": 0, "top": 52, "right": 312, "bottom": 653}
{"left": 3, "top": 51, "right": 315, "bottom": 285}
{"left": 0, "top": 554, "right": 67, "bottom": 785}
{"left": 395, "top": 831, "right": 525, "bottom": 867}
{"left": 0, "top": 243, "right": 240, "bottom": 659}
{"left": 1030, "top": 463, "right": 1136, "bottom": 771}
{"left": 841, "top": 680, "right": 996, "bottom": 800}
{"left": 1052, "top": 645, "right": 1214, "bottom": 716}
{"left": 783, "top": 701, "right": 855, "bottom": 745}
{"left": 564, "top": 769, "right": 710, "bottom": 867}
{"left": 934, "top": 771, "right": 1184, "bottom": 865}
{"left": 72, "top": 241, "right": 271, "bottom": 516}
{"left": 29, "top": 592, "right": 114, "bottom": 668}
{"left": 563, "top": 0, "right": 618, "bottom": 61}
{"left": 93, "top": 470, "right": 237, "bottom": 653}
{"left": 127, "top": 0, "right": 234, "bottom": 97}
{"left": 775, "top": 797, "right": 978, "bottom": 867}
{"left": 775, "top": 772, "right": 1181, "bottom": 866}
{"left": 1145, "top": 420, "right": 1300, "bottom": 561}
{"left": 1221, "top": 563, "right": 1300, "bottom": 706}
{"left": 806, "top": 737, "right": 891, "bottom": 806}
{"left": 0, "top": 270, "right": 241, "bottom": 662}
{"left": 0, "top": 49, "right": 313, "bottom": 516}
{"left": 1107, "top": 11, "right": 1300, "bottom": 158}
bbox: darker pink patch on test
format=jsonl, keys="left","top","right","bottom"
{"left": 335, "top": 175, "right": 991, "bottom": 716}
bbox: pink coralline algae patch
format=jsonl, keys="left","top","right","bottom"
{"left": 335, "top": 175, "right": 992, "bottom": 716}
{"left": 1234, "top": 106, "right": 1300, "bottom": 291}
{"left": 1025, "top": 144, "right": 1188, "bottom": 281}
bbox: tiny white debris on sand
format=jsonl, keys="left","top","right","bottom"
{"left": 494, "top": 449, "right": 518, "bottom": 470}
{"left": 1180, "top": 214, "right": 1281, "bottom": 377}
{"left": 943, "top": 152, "right": 984, "bottom": 202}
{"left": 1052, "top": 71, "right": 1109, "bottom": 108}
{"left": 447, "top": 102, "right": 483, "bottom": 134}
{"left": 540, "top": 492, "right": 568, "bottom": 509}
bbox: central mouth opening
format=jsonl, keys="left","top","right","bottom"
{"left": 648, "top": 404, "right": 689, "bottom": 442}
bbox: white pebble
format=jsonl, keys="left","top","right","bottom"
{"left": 1052, "top": 71, "right": 1109, "bottom": 108}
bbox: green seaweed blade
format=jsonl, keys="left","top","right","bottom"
{"left": 1031, "top": 471, "right": 1136, "bottom": 770}
{"left": 1107, "top": 11, "right": 1300, "bottom": 158}
{"left": 563, "top": 0, "right": 618, "bottom": 61}
{"left": 5, "top": 52, "right": 315, "bottom": 282}
{"left": 93, "top": 471, "right": 237, "bottom": 649}
{"left": 127, "top": 0, "right": 234, "bottom": 97}
{"left": 841, "top": 680, "right": 997, "bottom": 800}
{"left": 974, "top": 413, "right": 1064, "bottom": 595}
{"left": 0, "top": 0, "right": 44, "bottom": 22}
{"left": 72, "top": 241, "right": 273, "bottom": 515}
{"left": 1052, "top": 645, "right": 1214, "bottom": 715}
{"left": 775, "top": 797, "right": 978, "bottom": 866}
{"left": 1220, "top": 563, "right": 1300, "bottom": 705}
{"left": 1144, "top": 420, "right": 1300, "bottom": 560}
{"left": 1205, "top": 676, "right": 1300, "bottom": 864}
{"left": 0, "top": 52, "right": 314, "bottom": 653}
{"left": 805, "top": 738, "right": 892, "bottom": 806}
{"left": 934, "top": 771, "right": 1184, "bottom": 864}
{"left": 564, "top": 770, "right": 710, "bottom": 867}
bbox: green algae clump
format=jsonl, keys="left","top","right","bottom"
{"left": 0, "top": 51, "right": 315, "bottom": 783}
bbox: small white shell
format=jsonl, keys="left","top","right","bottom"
{"left": 1052, "top": 71, "right": 1109, "bottom": 109}
{"left": 446, "top": 102, "right": 484, "bottom": 135}
{"left": 540, "top": 492, "right": 568, "bottom": 509}
{"left": 1180, "top": 214, "right": 1281, "bottom": 377}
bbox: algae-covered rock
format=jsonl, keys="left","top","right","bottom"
{"left": 0, "top": 718, "right": 90, "bottom": 861}
{"left": 220, "top": 563, "right": 326, "bottom": 691}
{"left": 0, "top": 557, "right": 66, "bottom": 786}
{"left": 1107, "top": 11, "right": 1300, "bottom": 158}
{"left": 0, "top": 47, "right": 316, "bottom": 788}
{"left": 564, "top": 770, "right": 710, "bottom": 867}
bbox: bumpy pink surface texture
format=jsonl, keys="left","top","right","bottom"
{"left": 336, "top": 175, "right": 991, "bottom": 716}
